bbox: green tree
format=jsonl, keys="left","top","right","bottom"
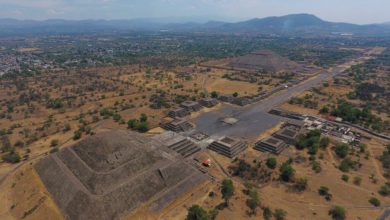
{"left": 294, "top": 177, "right": 308, "bottom": 191}
{"left": 369, "top": 197, "right": 381, "bottom": 207}
{"left": 334, "top": 144, "right": 349, "bottom": 158}
{"left": 137, "top": 121, "right": 149, "bottom": 133}
{"left": 279, "top": 161, "right": 295, "bottom": 182}
{"left": 186, "top": 205, "right": 208, "bottom": 220}
{"left": 73, "top": 130, "right": 82, "bottom": 140}
{"left": 140, "top": 113, "right": 148, "bottom": 122}
{"left": 221, "top": 179, "right": 234, "bottom": 206}
{"left": 263, "top": 207, "right": 273, "bottom": 220}
{"left": 246, "top": 188, "right": 259, "bottom": 215}
{"left": 318, "top": 186, "right": 329, "bottom": 196}
{"left": 50, "top": 139, "right": 59, "bottom": 147}
{"left": 319, "top": 137, "right": 330, "bottom": 148}
{"left": 274, "top": 209, "right": 287, "bottom": 220}
{"left": 341, "top": 174, "right": 349, "bottom": 182}
{"left": 211, "top": 91, "right": 219, "bottom": 98}
{"left": 1, "top": 151, "right": 21, "bottom": 163}
{"left": 50, "top": 147, "right": 59, "bottom": 154}
{"left": 312, "top": 160, "right": 322, "bottom": 173}
{"left": 266, "top": 157, "right": 277, "bottom": 169}
{"left": 208, "top": 209, "right": 218, "bottom": 220}
{"left": 127, "top": 119, "right": 138, "bottom": 129}
{"left": 329, "top": 206, "right": 346, "bottom": 220}
{"left": 353, "top": 176, "right": 362, "bottom": 186}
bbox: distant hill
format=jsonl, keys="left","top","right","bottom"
{"left": 1, "top": 14, "right": 390, "bottom": 36}
{"left": 211, "top": 14, "right": 388, "bottom": 36}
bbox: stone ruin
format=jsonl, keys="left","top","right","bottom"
{"left": 208, "top": 136, "right": 247, "bottom": 158}
{"left": 35, "top": 130, "right": 208, "bottom": 220}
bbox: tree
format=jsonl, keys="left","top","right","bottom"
{"left": 329, "top": 206, "right": 346, "bottom": 220}
{"left": 246, "top": 188, "right": 259, "bottom": 215}
{"left": 353, "top": 176, "right": 362, "bottom": 186}
{"left": 369, "top": 197, "right": 381, "bottom": 207}
{"left": 221, "top": 179, "right": 234, "bottom": 206}
{"left": 294, "top": 177, "right": 308, "bottom": 191}
{"left": 211, "top": 91, "right": 218, "bottom": 98}
{"left": 140, "top": 113, "right": 148, "bottom": 122}
{"left": 266, "top": 157, "right": 277, "bottom": 169}
{"left": 312, "top": 160, "right": 322, "bottom": 173}
{"left": 279, "top": 161, "right": 295, "bottom": 182}
{"left": 320, "top": 106, "right": 329, "bottom": 114}
{"left": 50, "top": 139, "right": 59, "bottom": 147}
{"left": 208, "top": 209, "right": 218, "bottom": 220}
{"left": 379, "top": 185, "right": 390, "bottom": 196}
{"left": 263, "top": 207, "right": 273, "bottom": 220}
{"left": 2, "top": 151, "right": 21, "bottom": 163}
{"left": 274, "top": 208, "right": 287, "bottom": 220}
{"left": 341, "top": 174, "right": 349, "bottom": 182}
{"left": 186, "top": 205, "right": 208, "bottom": 220}
{"left": 319, "top": 137, "right": 330, "bottom": 148}
{"left": 232, "top": 92, "right": 239, "bottom": 97}
{"left": 127, "top": 119, "right": 138, "bottom": 129}
{"left": 73, "top": 130, "right": 82, "bottom": 140}
{"left": 137, "top": 121, "right": 149, "bottom": 133}
{"left": 50, "top": 147, "right": 59, "bottom": 154}
{"left": 339, "top": 158, "right": 356, "bottom": 172}
{"left": 333, "top": 144, "right": 349, "bottom": 158}
{"left": 318, "top": 186, "right": 329, "bottom": 196}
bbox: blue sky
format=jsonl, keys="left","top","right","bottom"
{"left": 0, "top": 0, "right": 389, "bottom": 24}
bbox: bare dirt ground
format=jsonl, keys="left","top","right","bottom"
{"left": 0, "top": 164, "right": 63, "bottom": 220}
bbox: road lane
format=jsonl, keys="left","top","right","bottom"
{"left": 192, "top": 68, "right": 343, "bottom": 139}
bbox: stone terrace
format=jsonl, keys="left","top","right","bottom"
{"left": 35, "top": 130, "right": 208, "bottom": 220}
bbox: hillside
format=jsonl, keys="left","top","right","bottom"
{"left": 1, "top": 14, "right": 390, "bottom": 36}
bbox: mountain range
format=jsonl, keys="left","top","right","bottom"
{"left": 1, "top": 14, "right": 390, "bottom": 36}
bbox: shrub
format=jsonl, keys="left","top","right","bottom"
{"left": 263, "top": 207, "right": 272, "bottom": 220}
{"left": 2, "top": 151, "right": 21, "bottom": 163}
{"left": 50, "top": 139, "right": 59, "bottom": 147}
{"left": 341, "top": 174, "right": 349, "bottom": 182}
{"left": 353, "top": 176, "right": 362, "bottom": 186}
{"left": 339, "top": 158, "right": 356, "bottom": 172}
{"left": 279, "top": 161, "right": 295, "bottom": 182}
{"left": 319, "top": 137, "right": 330, "bottom": 148}
{"left": 379, "top": 185, "right": 390, "bottom": 196}
{"left": 221, "top": 179, "right": 234, "bottom": 205}
{"left": 369, "top": 197, "right": 381, "bottom": 207}
{"left": 266, "top": 157, "right": 277, "bottom": 169}
{"left": 318, "top": 186, "right": 329, "bottom": 196}
{"left": 14, "top": 140, "right": 25, "bottom": 148}
{"left": 294, "top": 177, "right": 308, "bottom": 191}
{"left": 274, "top": 209, "right": 287, "bottom": 220}
{"left": 186, "top": 205, "right": 208, "bottom": 220}
{"left": 50, "top": 147, "right": 59, "bottom": 154}
{"left": 208, "top": 209, "right": 218, "bottom": 220}
{"left": 329, "top": 206, "right": 346, "bottom": 220}
{"left": 312, "top": 161, "right": 322, "bottom": 173}
{"left": 334, "top": 144, "right": 349, "bottom": 158}
{"left": 73, "top": 130, "right": 82, "bottom": 140}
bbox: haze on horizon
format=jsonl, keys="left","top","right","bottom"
{"left": 0, "top": 0, "right": 389, "bottom": 25}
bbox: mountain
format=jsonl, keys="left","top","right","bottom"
{"left": 0, "top": 14, "right": 389, "bottom": 36}
{"left": 211, "top": 14, "right": 387, "bottom": 35}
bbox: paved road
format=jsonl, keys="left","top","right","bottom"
{"left": 192, "top": 68, "right": 344, "bottom": 139}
